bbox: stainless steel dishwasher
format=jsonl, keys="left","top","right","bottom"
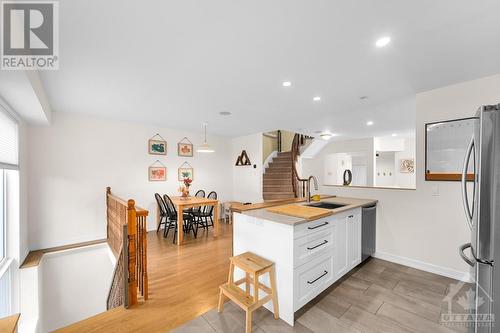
{"left": 362, "top": 204, "right": 376, "bottom": 262}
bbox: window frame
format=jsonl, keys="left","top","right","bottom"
{"left": 0, "top": 102, "right": 19, "bottom": 317}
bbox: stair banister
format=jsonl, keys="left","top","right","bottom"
{"left": 291, "top": 134, "right": 308, "bottom": 198}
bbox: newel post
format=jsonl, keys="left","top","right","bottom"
{"left": 127, "top": 199, "right": 138, "bottom": 306}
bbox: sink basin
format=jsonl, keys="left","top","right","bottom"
{"left": 306, "top": 202, "right": 347, "bottom": 210}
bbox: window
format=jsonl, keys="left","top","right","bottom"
{"left": 0, "top": 170, "right": 4, "bottom": 262}
{"left": 0, "top": 105, "right": 18, "bottom": 317}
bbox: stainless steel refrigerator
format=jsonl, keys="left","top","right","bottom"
{"left": 459, "top": 104, "right": 500, "bottom": 332}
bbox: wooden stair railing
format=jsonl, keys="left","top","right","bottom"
{"left": 106, "top": 187, "right": 149, "bottom": 310}
{"left": 291, "top": 134, "right": 311, "bottom": 198}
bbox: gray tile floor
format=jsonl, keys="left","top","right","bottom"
{"left": 172, "top": 258, "right": 472, "bottom": 333}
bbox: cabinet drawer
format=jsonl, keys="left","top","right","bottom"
{"left": 294, "top": 254, "right": 335, "bottom": 310}
{"left": 294, "top": 228, "right": 334, "bottom": 268}
{"left": 294, "top": 217, "right": 333, "bottom": 239}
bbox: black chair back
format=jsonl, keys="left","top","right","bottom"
{"left": 155, "top": 193, "right": 168, "bottom": 216}
{"left": 163, "top": 194, "right": 177, "bottom": 218}
{"left": 194, "top": 189, "right": 206, "bottom": 198}
{"left": 205, "top": 191, "right": 218, "bottom": 214}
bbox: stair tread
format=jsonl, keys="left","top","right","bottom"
{"left": 220, "top": 283, "right": 256, "bottom": 308}
{"left": 263, "top": 191, "right": 295, "bottom": 195}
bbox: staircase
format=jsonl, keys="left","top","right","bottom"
{"left": 263, "top": 151, "right": 295, "bottom": 200}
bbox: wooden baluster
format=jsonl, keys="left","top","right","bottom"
{"left": 127, "top": 199, "right": 138, "bottom": 306}
{"left": 143, "top": 216, "right": 149, "bottom": 300}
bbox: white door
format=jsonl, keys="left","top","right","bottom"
{"left": 347, "top": 210, "right": 362, "bottom": 268}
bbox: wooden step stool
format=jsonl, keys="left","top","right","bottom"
{"left": 218, "top": 252, "right": 279, "bottom": 333}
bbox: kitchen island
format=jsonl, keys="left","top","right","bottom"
{"left": 232, "top": 196, "right": 377, "bottom": 326}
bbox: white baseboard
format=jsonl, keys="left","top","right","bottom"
{"left": 373, "top": 251, "right": 472, "bottom": 283}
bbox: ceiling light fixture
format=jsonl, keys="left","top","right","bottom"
{"left": 392, "top": 133, "right": 397, "bottom": 137}
{"left": 313, "top": 96, "right": 321, "bottom": 102}
{"left": 366, "top": 121, "right": 374, "bottom": 126}
{"left": 282, "top": 81, "right": 292, "bottom": 87}
{"left": 320, "top": 132, "right": 336, "bottom": 140}
{"left": 197, "top": 122, "right": 215, "bottom": 153}
{"left": 375, "top": 36, "right": 391, "bottom": 48}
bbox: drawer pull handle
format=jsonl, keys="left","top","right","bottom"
{"left": 348, "top": 215, "right": 354, "bottom": 218}
{"left": 308, "top": 222, "right": 329, "bottom": 230}
{"left": 307, "top": 240, "right": 328, "bottom": 250}
{"left": 307, "top": 270, "right": 328, "bottom": 284}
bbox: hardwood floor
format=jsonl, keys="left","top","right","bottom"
{"left": 58, "top": 223, "right": 472, "bottom": 333}
{"left": 56, "top": 223, "right": 233, "bottom": 333}
{"left": 174, "top": 258, "right": 473, "bottom": 333}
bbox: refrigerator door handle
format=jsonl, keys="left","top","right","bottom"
{"left": 461, "top": 136, "right": 474, "bottom": 230}
{"left": 459, "top": 243, "right": 475, "bottom": 267}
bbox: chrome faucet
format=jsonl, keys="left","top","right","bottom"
{"left": 306, "top": 175, "right": 318, "bottom": 203}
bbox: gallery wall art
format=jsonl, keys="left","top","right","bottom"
{"left": 149, "top": 160, "right": 167, "bottom": 181}
{"left": 178, "top": 161, "right": 194, "bottom": 181}
{"left": 178, "top": 137, "right": 193, "bottom": 157}
{"left": 148, "top": 134, "right": 167, "bottom": 155}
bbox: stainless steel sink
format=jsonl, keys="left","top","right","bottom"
{"left": 306, "top": 202, "right": 347, "bottom": 210}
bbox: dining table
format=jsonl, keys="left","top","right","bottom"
{"left": 168, "top": 196, "right": 219, "bottom": 246}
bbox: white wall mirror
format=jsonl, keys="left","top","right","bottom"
{"left": 425, "top": 117, "right": 475, "bottom": 181}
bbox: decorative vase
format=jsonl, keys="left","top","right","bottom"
{"left": 181, "top": 186, "right": 190, "bottom": 198}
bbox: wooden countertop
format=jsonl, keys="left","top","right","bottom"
{"left": 230, "top": 195, "right": 335, "bottom": 213}
{"left": 0, "top": 313, "right": 20, "bottom": 333}
{"left": 235, "top": 196, "right": 378, "bottom": 226}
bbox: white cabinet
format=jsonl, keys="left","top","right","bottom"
{"left": 346, "top": 209, "right": 362, "bottom": 268}
{"left": 333, "top": 208, "right": 361, "bottom": 279}
{"left": 294, "top": 253, "right": 335, "bottom": 310}
{"left": 233, "top": 205, "right": 365, "bottom": 326}
{"left": 334, "top": 214, "right": 348, "bottom": 278}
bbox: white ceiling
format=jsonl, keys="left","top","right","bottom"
{"left": 39, "top": 0, "right": 500, "bottom": 137}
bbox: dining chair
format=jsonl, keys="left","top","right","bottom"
{"left": 186, "top": 189, "right": 205, "bottom": 214}
{"left": 192, "top": 191, "right": 217, "bottom": 232}
{"left": 154, "top": 193, "right": 168, "bottom": 233}
{"left": 163, "top": 194, "right": 197, "bottom": 243}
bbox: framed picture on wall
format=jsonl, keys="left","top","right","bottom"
{"left": 149, "top": 166, "right": 167, "bottom": 181}
{"left": 178, "top": 137, "right": 194, "bottom": 157}
{"left": 399, "top": 159, "right": 415, "bottom": 173}
{"left": 178, "top": 161, "right": 194, "bottom": 181}
{"left": 148, "top": 134, "right": 167, "bottom": 155}
{"left": 178, "top": 167, "right": 194, "bottom": 181}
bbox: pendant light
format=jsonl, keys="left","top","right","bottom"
{"left": 197, "top": 122, "right": 215, "bottom": 153}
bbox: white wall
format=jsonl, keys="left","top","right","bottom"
{"left": 303, "top": 137, "right": 375, "bottom": 186}
{"left": 302, "top": 74, "right": 500, "bottom": 280}
{"left": 231, "top": 133, "right": 263, "bottom": 203}
{"left": 39, "top": 244, "right": 114, "bottom": 332}
{"left": 375, "top": 152, "right": 395, "bottom": 187}
{"left": 27, "top": 112, "right": 233, "bottom": 249}
{"left": 394, "top": 137, "right": 416, "bottom": 188}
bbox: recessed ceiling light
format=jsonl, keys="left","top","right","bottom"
{"left": 391, "top": 133, "right": 397, "bottom": 137}
{"left": 313, "top": 96, "right": 321, "bottom": 102}
{"left": 366, "top": 121, "right": 374, "bottom": 126}
{"left": 375, "top": 36, "right": 391, "bottom": 48}
{"left": 219, "top": 111, "right": 231, "bottom": 116}
{"left": 282, "top": 81, "right": 292, "bottom": 87}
